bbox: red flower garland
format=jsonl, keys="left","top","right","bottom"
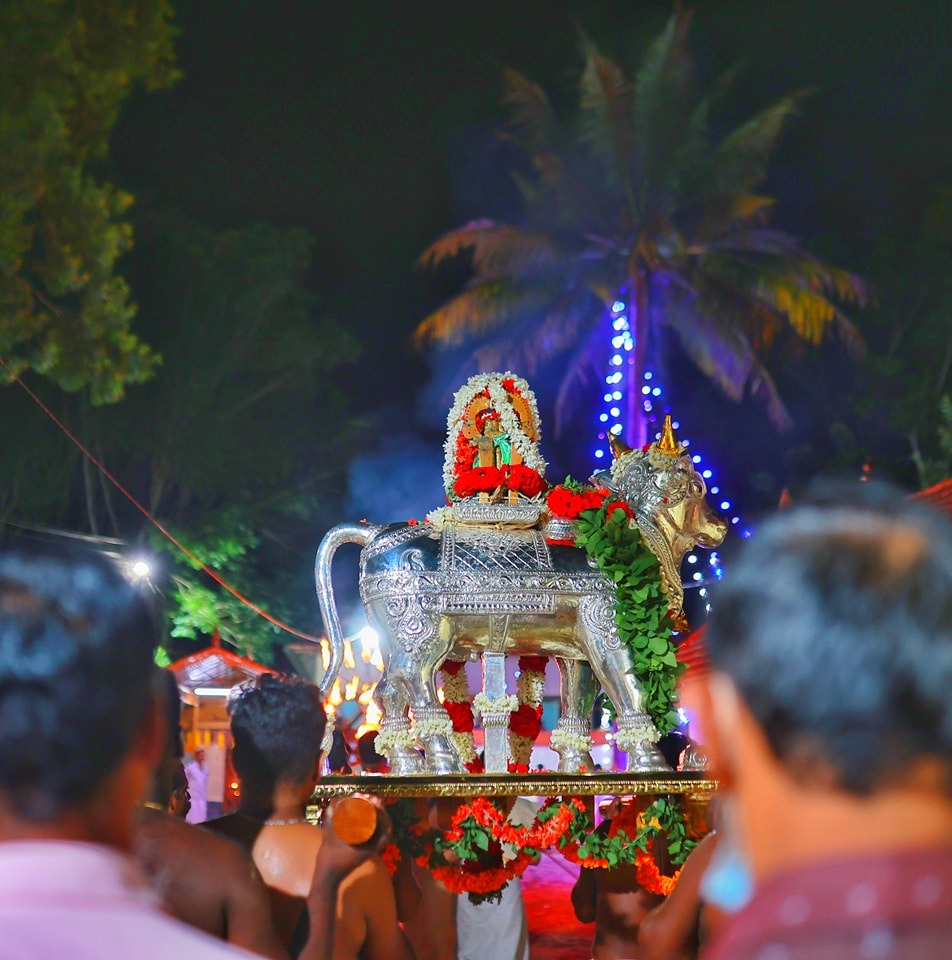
{"left": 546, "top": 485, "right": 609, "bottom": 519}
{"left": 453, "top": 464, "right": 546, "bottom": 500}
{"left": 454, "top": 466, "right": 505, "bottom": 498}
{"left": 444, "top": 699, "right": 475, "bottom": 733}
{"left": 505, "top": 464, "right": 547, "bottom": 497}
{"left": 509, "top": 703, "right": 542, "bottom": 738}
{"left": 636, "top": 850, "right": 681, "bottom": 896}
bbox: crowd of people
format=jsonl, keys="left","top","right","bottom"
{"left": 0, "top": 483, "right": 949, "bottom": 958}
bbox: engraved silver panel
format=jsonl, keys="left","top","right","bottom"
{"left": 441, "top": 525, "right": 551, "bottom": 574}
{"left": 452, "top": 501, "right": 543, "bottom": 525}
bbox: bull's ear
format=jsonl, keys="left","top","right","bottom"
{"left": 589, "top": 469, "right": 618, "bottom": 492}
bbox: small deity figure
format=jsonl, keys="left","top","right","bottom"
{"left": 474, "top": 411, "right": 512, "bottom": 469}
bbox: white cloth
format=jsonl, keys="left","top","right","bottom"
{"left": 0, "top": 840, "right": 253, "bottom": 958}
{"left": 456, "top": 798, "right": 536, "bottom": 960}
{"left": 457, "top": 877, "right": 529, "bottom": 960}
{"left": 185, "top": 757, "right": 209, "bottom": 823}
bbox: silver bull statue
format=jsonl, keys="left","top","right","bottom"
{"left": 316, "top": 417, "right": 726, "bottom": 775}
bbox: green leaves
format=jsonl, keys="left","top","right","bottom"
{"left": 0, "top": 0, "right": 179, "bottom": 401}
{"left": 574, "top": 501, "right": 681, "bottom": 734}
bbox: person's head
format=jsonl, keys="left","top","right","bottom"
{"left": 326, "top": 727, "right": 353, "bottom": 775}
{"left": 357, "top": 729, "right": 388, "bottom": 772}
{"left": 192, "top": 747, "right": 205, "bottom": 765}
{"left": 228, "top": 673, "right": 326, "bottom": 795}
{"left": 0, "top": 543, "right": 158, "bottom": 835}
{"left": 704, "top": 484, "right": 952, "bottom": 796}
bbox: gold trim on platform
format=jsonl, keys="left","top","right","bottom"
{"left": 309, "top": 772, "right": 717, "bottom": 801}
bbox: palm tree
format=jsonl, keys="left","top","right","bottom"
{"left": 416, "top": 11, "right": 868, "bottom": 447}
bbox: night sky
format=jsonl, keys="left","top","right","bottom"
{"left": 110, "top": 0, "right": 952, "bottom": 518}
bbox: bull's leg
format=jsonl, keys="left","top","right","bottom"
{"left": 373, "top": 663, "right": 424, "bottom": 775}
{"left": 407, "top": 644, "right": 463, "bottom": 775}
{"left": 553, "top": 658, "right": 596, "bottom": 773}
{"left": 577, "top": 595, "right": 669, "bottom": 772}
{"left": 382, "top": 596, "right": 461, "bottom": 775}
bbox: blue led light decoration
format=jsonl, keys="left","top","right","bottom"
{"left": 591, "top": 298, "right": 752, "bottom": 619}
{"left": 592, "top": 298, "right": 636, "bottom": 461}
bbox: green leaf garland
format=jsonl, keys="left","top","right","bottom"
{"left": 574, "top": 502, "right": 684, "bottom": 733}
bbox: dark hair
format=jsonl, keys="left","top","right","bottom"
{"left": 229, "top": 673, "right": 326, "bottom": 786}
{"left": 327, "top": 727, "right": 353, "bottom": 774}
{"left": 357, "top": 729, "right": 386, "bottom": 767}
{"left": 706, "top": 484, "right": 952, "bottom": 794}
{"left": 0, "top": 543, "right": 157, "bottom": 819}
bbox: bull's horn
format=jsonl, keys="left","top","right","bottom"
{"left": 657, "top": 414, "right": 681, "bottom": 456}
{"left": 609, "top": 433, "right": 632, "bottom": 458}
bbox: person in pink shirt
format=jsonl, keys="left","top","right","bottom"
{"left": 0, "top": 543, "right": 383, "bottom": 960}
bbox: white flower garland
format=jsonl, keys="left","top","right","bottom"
{"left": 614, "top": 718, "right": 659, "bottom": 754}
{"left": 508, "top": 734, "right": 535, "bottom": 770}
{"left": 440, "top": 663, "right": 478, "bottom": 766}
{"left": 442, "top": 371, "right": 548, "bottom": 493}
{"left": 374, "top": 727, "right": 416, "bottom": 758}
{"left": 441, "top": 669, "right": 472, "bottom": 703}
{"left": 413, "top": 715, "right": 453, "bottom": 739}
{"left": 549, "top": 728, "right": 593, "bottom": 754}
{"left": 449, "top": 731, "right": 477, "bottom": 764}
{"left": 425, "top": 506, "right": 451, "bottom": 531}
{"left": 515, "top": 670, "right": 545, "bottom": 709}
{"left": 473, "top": 692, "right": 520, "bottom": 717}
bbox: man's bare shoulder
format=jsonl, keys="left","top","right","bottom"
{"left": 135, "top": 808, "right": 259, "bottom": 877}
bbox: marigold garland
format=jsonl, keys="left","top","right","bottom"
{"left": 636, "top": 850, "right": 681, "bottom": 897}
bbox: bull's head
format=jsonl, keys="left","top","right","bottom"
{"left": 591, "top": 416, "right": 727, "bottom": 625}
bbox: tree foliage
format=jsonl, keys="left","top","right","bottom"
{"left": 1, "top": 211, "right": 363, "bottom": 662}
{"left": 828, "top": 185, "right": 952, "bottom": 488}
{"left": 417, "top": 11, "right": 868, "bottom": 443}
{"left": 0, "top": 0, "right": 179, "bottom": 402}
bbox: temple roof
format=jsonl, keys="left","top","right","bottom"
{"left": 168, "top": 636, "right": 271, "bottom": 692}
{"left": 912, "top": 477, "right": 952, "bottom": 516}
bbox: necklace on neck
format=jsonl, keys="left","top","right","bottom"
{"left": 238, "top": 811, "right": 309, "bottom": 826}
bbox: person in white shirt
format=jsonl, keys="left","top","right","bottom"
{"left": 185, "top": 747, "right": 209, "bottom": 823}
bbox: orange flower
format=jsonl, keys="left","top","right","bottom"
{"left": 635, "top": 850, "right": 681, "bottom": 897}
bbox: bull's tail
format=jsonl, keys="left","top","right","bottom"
{"left": 314, "top": 523, "right": 381, "bottom": 700}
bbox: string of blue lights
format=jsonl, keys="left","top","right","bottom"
{"left": 592, "top": 296, "right": 752, "bottom": 615}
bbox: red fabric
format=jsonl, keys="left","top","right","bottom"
{"left": 676, "top": 626, "right": 710, "bottom": 680}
